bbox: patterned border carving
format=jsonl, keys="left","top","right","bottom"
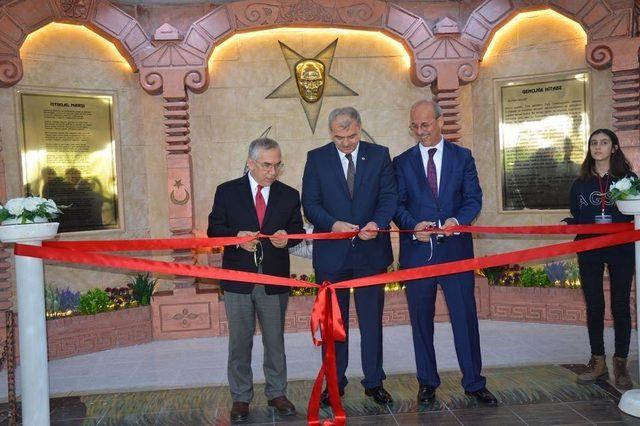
{"left": 0, "top": 0, "right": 153, "bottom": 87}
{"left": 462, "top": 0, "right": 634, "bottom": 57}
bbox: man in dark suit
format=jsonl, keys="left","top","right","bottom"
{"left": 302, "top": 107, "right": 397, "bottom": 405}
{"left": 208, "top": 138, "right": 304, "bottom": 423}
{"left": 393, "top": 100, "right": 497, "bottom": 406}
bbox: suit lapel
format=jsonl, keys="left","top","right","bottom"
{"left": 239, "top": 174, "right": 260, "bottom": 230}
{"left": 353, "top": 141, "right": 367, "bottom": 198}
{"left": 262, "top": 181, "right": 281, "bottom": 228}
{"left": 328, "top": 144, "right": 351, "bottom": 199}
{"left": 439, "top": 141, "right": 453, "bottom": 200}
{"left": 410, "top": 144, "right": 436, "bottom": 203}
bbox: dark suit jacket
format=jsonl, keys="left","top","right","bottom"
{"left": 207, "top": 175, "right": 304, "bottom": 294}
{"left": 393, "top": 141, "right": 482, "bottom": 269}
{"left": 302, "top": 141, "right": 397, "bottom": 273}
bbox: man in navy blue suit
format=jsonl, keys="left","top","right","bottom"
{"left": 393, "top": 100, "right": 497, "bottom": 406}
{"left": 302, "top": 107, "right": 397, "bottom": 405}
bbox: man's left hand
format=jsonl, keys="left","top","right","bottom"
{"left": 441, "top": 218, "right": 459, "bottom": 236}
{"left": 270, "top": 230, "right": 288, "bottom": 248}
{"left": 358, "top": 221, "right": 379, "bottom": 240}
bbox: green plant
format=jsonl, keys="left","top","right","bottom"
{"left": 481, "top": 266, "right": 506, "bottom": 286}
{"left": 290, "top": 273, "right": 318, "bottom": 296}
{"left": 44, "top": 285, "right": 60, "bottom": 313}
{"left": 520, "top": 266, "right": 551, "bottom": 288}
{"left": 0, "top": 196, "right": 62, "bottom": 223}
{"left": 79, "top": 288, "right": 110, "bottom": 315}
{"left": 128, "top": 273, "right": 157, "bottom": 306}
{"left": 610, "top": 176, "right": 640, "bottom": 201}
{"left": 105, "top": 286, "right": 134, "bottom": 309}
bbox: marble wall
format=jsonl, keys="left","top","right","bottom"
{"left": 188, "top": 28, "right": 432, "bottom": 274}
{"left": 470, "top": 10, "right": 612, "bottom": 257}
{"left": 0, "top": 23, "right": 153, "bottom": 292}
{"left": 0, "top": 9, "right": 618, "bottom": 290}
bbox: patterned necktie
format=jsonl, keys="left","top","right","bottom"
{"left": 345, "top": 153, "right": 355, "bottom": 198}
{"left": 255, "top": 185, "right": 266, "bottom": 227}
{"left": 427, "top": 148, "right": 438, "bottom": 198}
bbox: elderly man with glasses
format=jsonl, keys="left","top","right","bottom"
{"left": 208, "top": 137, "right": 304, "bottom": 424}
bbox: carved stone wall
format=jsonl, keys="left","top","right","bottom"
{"left": 0, "top": 0, "right": 637, "bottom": 304}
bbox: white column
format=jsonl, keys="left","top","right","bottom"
{"left": 616, "top": 200, "right": 640, "bottom": 417}
{"left": 0, "top": 222, "right": 58, "bottom": 426}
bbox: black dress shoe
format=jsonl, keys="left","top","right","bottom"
{"left": 268, "top": 395, "right": 297, "bottom": 416}
{"left": 417, "top": 385, "right": 436, "bottom": 403}
{"left": 364, "top": 386, "right": 393, "bottom": 405}
{"left": 320, "top": 388, "right": 344, "bottom": 406}
{"left": 465, "top": 387, "right": 498, "bottom": 406}
{"left": 230, "top": 401, "right": 249, "bottom": 423}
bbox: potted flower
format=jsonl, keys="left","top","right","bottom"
{"left": 610, "top": 176, "right": 640, "bottom": 216}
{"left": 0, "top": 196, "right": 62, "bottom": 225}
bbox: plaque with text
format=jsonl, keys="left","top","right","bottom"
{"left": 498, "top": 73, "right": 589, "bottom": 211}
{"left": 19, "top": 92, "right": 119, "bottom": 232}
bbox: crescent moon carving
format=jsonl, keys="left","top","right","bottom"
{"left": 170, "top": 188, "right": 190, "bottom": 205}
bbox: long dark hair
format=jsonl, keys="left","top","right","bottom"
{"left": 578, "top": 128, "right": 632, "bottom": 180}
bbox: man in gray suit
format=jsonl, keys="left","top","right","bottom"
{"left": 208, "top": 138, "right": 305, "bottom": 423}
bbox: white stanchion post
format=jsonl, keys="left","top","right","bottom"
{"left": 0, "top": 222, "right": 58, "bottom": 426}
{"left": 616, "top": 200, "right": 640, "bottom": 417}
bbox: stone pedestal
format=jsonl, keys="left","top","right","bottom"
{"left": 615, "top": 199, "right": 640, "bottom": 417}
{"left": 0, "top": 222, "right": 58, "bottom": 426}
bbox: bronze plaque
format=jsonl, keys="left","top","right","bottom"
{"left": 498, "top": 73, "right": 589, "bottom": 211}
{"left": 19, "top": 92, "right": 119, "bottom": 232}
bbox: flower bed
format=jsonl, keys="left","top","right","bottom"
{"left": 0, "top": 305, "right": 153, "bottom": 362}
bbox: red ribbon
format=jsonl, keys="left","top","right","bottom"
{"left": 8, "top": 223, "right": 640, "bottom": 425}
{"left": 308, "top": 282, "right": 347, "bottom": 425}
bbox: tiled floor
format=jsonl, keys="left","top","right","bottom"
{"left": 1, "top": 321, "right": 636, "bottom": 398}
{"left": 3, "top": 365, "right": 640, "bottom": 425}
{"left": 1, "top": 320, "right": 640, "bottom": 424}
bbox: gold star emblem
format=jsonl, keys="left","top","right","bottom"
{"left": 266, "top": 39, "right": 358, "bottom": 133}
{"left": 173, "top": 179, "right": 183, "bottom": 189}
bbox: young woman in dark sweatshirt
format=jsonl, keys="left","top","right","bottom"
{"left": 566, "top": 128, "right": 635, "bottom": 389}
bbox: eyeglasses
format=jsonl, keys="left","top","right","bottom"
{"left": 409, "top": 120, "right": 436, "bottom": 132}
{"left": 257, "top": 162, "right": 284, "bottom": 172}
{"left": 253, "top": 240, "right": 263, "bottom": 267}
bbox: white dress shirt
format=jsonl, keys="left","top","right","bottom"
{"left": 418, "top": 137, "right": 444, "bottom": 193}
{"left": 248, "top": 172, "right": 270, "bottom": 205}
{"left": 336, "top": 143, "right": 360, "bottom": 179}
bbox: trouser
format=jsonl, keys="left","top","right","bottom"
{"left": 224, "top": 285, "right": 289, "bottom": 402}
{"left": 405, "top": 271, "right": 486, "bottom": 392}
{"left": 578, "top": 245, "right": 635, "bottom": 358}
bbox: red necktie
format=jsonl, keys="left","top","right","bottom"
{"left": 427, "top": 148, "right": 438, "bottom": 198}
{"left": 255, "top": 185, "right": 266, "bottom": 228}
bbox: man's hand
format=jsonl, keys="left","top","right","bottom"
{"left": 269, "top": 230, "right": 288, "bottom": 248}
{"left": 358, "top": 221, "right": 379, "bottom": 240}
{"left": 237, "top": 230, "right": 259, "bottom": 252}
{"left": 414, "top": 221, "right": 436, "bottom": 242}
{"left": 332, "top": 221, "right": 359, "bottom": 233}
{"left": 441, "top": 218, "right": 459, "bottom": 236}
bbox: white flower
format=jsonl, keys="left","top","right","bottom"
{"left": 5, "top": 198, "right": 25, "bottom": 216}
{"left": 22, "top": 197, "right": 41, "bottom": 212}
{"left": 611, "top": 178, "right": 632, "bottom": 192}
{"left": 45, "top": 199, "right": 59, "bottom": 214}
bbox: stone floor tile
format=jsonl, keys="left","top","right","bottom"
{"left": 449, "top": 406, "right": 525, "bottom": 425}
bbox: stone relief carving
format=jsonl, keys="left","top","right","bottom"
{"left": 59, "top": 0, "right": 89, "bottom": 20}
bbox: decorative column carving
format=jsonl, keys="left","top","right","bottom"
{"left": 425, "top": 18, "right": 479, "bottom": 143}
{"left": 139, "top": 23, "right": 208, "bottom": 287}
{"left": 587, "top": 36, "right": 640, "bottom": 165}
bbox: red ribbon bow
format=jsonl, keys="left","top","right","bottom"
{"left": 308, "top": 281, "right": 347, "bottom": 425}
